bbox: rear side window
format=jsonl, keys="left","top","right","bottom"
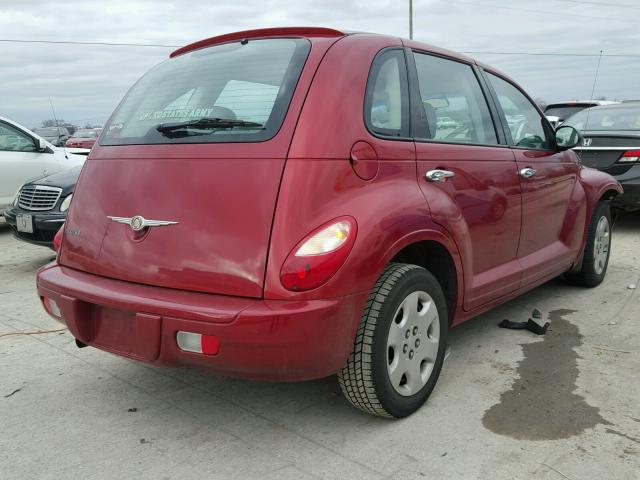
{"left": 101, "top": 38, "right": 310, "bottom": 145}
{"left": 487, "top": 73, "right": 551, "bottom": 150}
{"left": 412, "top": 53, "right": 498, "bottom": 145}
{"left": 365, "top": 49, "right": 410, "bottom": 138}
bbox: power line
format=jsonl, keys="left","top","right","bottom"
{"left": 0, "top": 38, "right": 179, "bottom": 48}
{"left": 443, "top": 0, "right": 637, "bottom": 23}
{"left": 2, "top": 37, "right": 640, "bottom": 58}
{"left": 552, "top": 0, "right": 640, "bottom": 9}
{"left": 459, "top": 50, "right": 640, "bottom": 57}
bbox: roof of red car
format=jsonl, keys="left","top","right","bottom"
{"left": 169, "top": 27, "right": 512, "bottom": 81}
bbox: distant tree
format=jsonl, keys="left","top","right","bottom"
{"left": 41, "top": 119, "right": 67, "bottom": 127}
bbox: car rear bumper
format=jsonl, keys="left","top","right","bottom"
{"left": 37, "top": 263, "right": 367, "bottom": 381}
{"left": 613, "top": 164, "right": 640, "bottom": 209}
{"left": 3, "top": 207, "right": 65, "bottom": 248}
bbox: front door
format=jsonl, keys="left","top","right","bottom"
{"left": 408, "top": 51, "right": 522, "bottom": 310}
{"left": 485, "top": 73, "right": 580, "bottom": 285}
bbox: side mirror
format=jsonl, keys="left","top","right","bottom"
{"left": 37, "top": 138, "right": 48, "bottom": 152}
{"left": 555, "top": 125, "right": 582, "bottom": 151}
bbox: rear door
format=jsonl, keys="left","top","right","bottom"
{"left": 408, "top": 51, "right": 523, "bottom": 310}
{"left": 484, "top": 72, "right": 580, "bottom": 285}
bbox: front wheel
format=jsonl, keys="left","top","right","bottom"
{"left": 565, "top": 201, "right": 612, "bottom": 287}
{"left": 338, "top": 263, "right": 448, "bottom": 418}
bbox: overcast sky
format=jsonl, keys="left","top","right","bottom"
{"left": 1, "top": 0, "right": 639, "bottom": 128}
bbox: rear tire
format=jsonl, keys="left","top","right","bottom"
{"left": 565, "top": 201, "right": 612, "bottom": 287}
{"left": 338, "top": 263, "right": 448, "bottom": 418}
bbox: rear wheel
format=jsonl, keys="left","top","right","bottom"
{"left": 338, "top": 263, "right": 448, "bottom": 418}
{"left": 565, "top": 201, "right": 612, "bottom": 287}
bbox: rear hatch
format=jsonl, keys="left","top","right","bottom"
{"left": 60, "top": 34, "right": 337, "bottom": 298}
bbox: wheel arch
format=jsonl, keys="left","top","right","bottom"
{"left": 379, "top": 229, "right": 463, "bottom": 324}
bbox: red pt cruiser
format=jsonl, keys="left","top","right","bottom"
{"left": 37, "top": 27, "right": 621, "bottom": 417}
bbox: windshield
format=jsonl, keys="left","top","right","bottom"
{"left": 564, "top": 105, "right": 640, "bottom": 131}
{"left": 101, "top": 38, "right": 310, "bottom": 146}
{"left": 544, "top": 105, "right": 587, "bottom": 119}
{"left": 74, "top": 130, "right": 98, "bottom": 138}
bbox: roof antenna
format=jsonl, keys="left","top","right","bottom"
{"left": 584, "top": 50, "right": 603, "bottom": 133}
{"left": 48, "top": 96, "right": 68, "bottom": 159}
{"left": 577, "top": 50, "right": 602, "bottom": 162}
{"left": 409, "top": 0, "right": 413, "bottom": 39}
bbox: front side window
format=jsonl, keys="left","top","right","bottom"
{"left": 365, "top": 49, "right": 409, "bottom": 137}
{"left": 487, "top": 73, "right": 551, "bottom": 150}
{"left": 412, "top": 53, "right": 498, "bottom": 145}
{"left": 0, "top": 122, "right": 36, "bottom": 152}
{"left": 101, "top": 38, "right": 310, "bottom": 145}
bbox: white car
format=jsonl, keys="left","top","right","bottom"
{"left": 0, "top": 116, "right": 86, "bottom": 215}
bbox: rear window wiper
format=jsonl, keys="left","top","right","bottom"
{"left": 156, "top": 117, "right": 264, "bottom": 136}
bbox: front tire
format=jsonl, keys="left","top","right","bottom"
{"left": 565, "top": 201, "right": 612, "bottom": 287}
{"left": 338, "top": 263, "right": 448, "bottom": 418}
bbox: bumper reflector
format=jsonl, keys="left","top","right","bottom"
{"left": 42, "top": 297, "right": 62, "bottom": 319}
{"left": 176, "top": 331, "right": 220, "bottom": 355}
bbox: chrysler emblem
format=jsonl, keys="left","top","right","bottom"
{"left": 582, "top": 137, "right": 592, "bottom": 147}
{"left": 107, "top": 215, "right": 179, "bottom": 231}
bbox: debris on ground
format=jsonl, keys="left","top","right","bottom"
{"left": 128, "top": 407, "right": 138, "bottom": 413}
{"left": 499, "top": 309, "right": 550, "bottom": 335}
{"left": 628, "top": 284, "right": 637, "bottom": 290}
{"left": 4, "top": 388, "right": 22, "bottom": 398}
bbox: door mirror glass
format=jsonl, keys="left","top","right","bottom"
{"left": 555, "top": 125, "right": 581, "bottom": 151}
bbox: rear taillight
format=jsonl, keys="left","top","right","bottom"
{"left": 618, "top": 150, "right": 640, "bottom": 163}
{"left": 280, "top": 217, "right": 357, "bottom": 291}
{"left": 53, "top": 224, "right": 64, "bottom": 253}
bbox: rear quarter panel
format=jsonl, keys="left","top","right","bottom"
{"left": 264, "top": 34, "right": 464, "bottom": 314}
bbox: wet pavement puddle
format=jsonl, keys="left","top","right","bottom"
{"left": 482, "top": 309, "right": 612, "bottom": 440}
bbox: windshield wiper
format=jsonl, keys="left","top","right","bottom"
{"left": 156, "top": 117, "right": 264, "bottom": 136}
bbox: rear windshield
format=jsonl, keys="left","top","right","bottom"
{"left": 563, "top": 106, "right": 640, "bottom": 131}
{"left": 101, "top": 38, "right": 310, "bottom": 146}
{"left": 544, "top": 105, "right": 588, "bottom": 119}
{"left": 74, "top": 130, "right": 98, "bottom": 138}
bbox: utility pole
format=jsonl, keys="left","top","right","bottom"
{"left": 409, "top": 0, "right": 413, "bottom": 39}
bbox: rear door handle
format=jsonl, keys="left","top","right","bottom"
{"left": 519, "top": 167, "right": 536, "bottom": 179}
{"left": 426, "top": 169, "right": 455, "bottom": 182}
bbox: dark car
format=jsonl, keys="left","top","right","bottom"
{"left": 33, "top": 127, "right": 71, "bottom": 147}
{"left": 544, "top": 101, "right": 618, "bottom": 129}
{"left": 564, "top": 102, "right": 640, "bottom": 210}
{"left": 4, "top": 166, "right": 79, "bottom": 248}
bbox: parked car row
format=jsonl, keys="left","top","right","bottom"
{"left": 0, "top": 116, "right": 85, "bottom": 218}
{"left": 2, "top": 28, "right": 634, "bottom": 419}
{"left": 30, "top": 28, "right": 622, "bottom": 419}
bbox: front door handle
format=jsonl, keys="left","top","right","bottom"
{"left": 519, "top": 167, "right": 537, "bottom": 179}
{"left": 426, "top": 169, "right": 455, "bottom": 182}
